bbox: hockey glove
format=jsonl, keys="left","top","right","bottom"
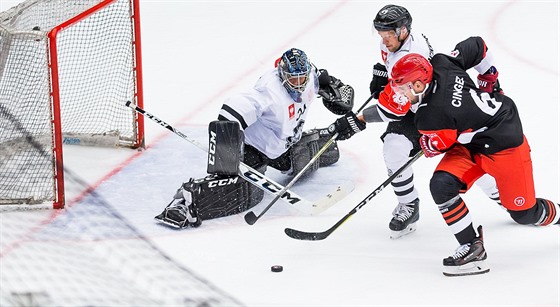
{"left": 477, "top": 66, "right": 503, "bottom": 94}
{"left": 369, "top": 63, "right": 388, "bottom": 99}
{"left": 419, "top": 135, "right": 442, "bottom": 158}
{"left": 328, "top": 111, "right": 366, "bottom": 141}
{"left": 318, "top": 69, "right": 355, "bottom": 115}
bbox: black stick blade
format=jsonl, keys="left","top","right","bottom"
{"left": 284, "top": 228, "right": 330, "bottom": 241}
{"left": 244, "top": 211, "right": 258, "bottom": 225}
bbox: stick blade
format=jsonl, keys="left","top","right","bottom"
{"left": 284, "top": 228, "right": 329, "bottom": 241}
{"left": 244, "top": 211, "right": 258, "bottom": 225}
{"left": 310, "top": 181, "right": 354, "bottom": 215}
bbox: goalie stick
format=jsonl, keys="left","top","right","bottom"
{"left": 285, "top": 150, "right": 423, "bottom": 240}
{"left": 244, "top": 93, "right": 377, "bottom": 225}
{"left": 125, "top": 101, "right": 351, "bottom": 215}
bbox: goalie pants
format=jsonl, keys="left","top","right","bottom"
{"left": 243, "top": 129, "right": 338, "bottom": 177}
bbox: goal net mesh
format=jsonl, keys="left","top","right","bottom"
{"left": 0, "top": 173, "right": 242, "bottom": 306}
{"left": 0, "top": 0, "right": 142, "bottom": 206}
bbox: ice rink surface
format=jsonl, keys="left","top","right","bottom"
{"left": 1, "top": 0, "right": 558, "bottom": 306}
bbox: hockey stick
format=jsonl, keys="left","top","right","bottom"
{"left": 285, "top": 150, "right": 423, "bottom": 240}
{"left": 244, "top": 93, "right": 376, "bottom": 225}
{"left": 125, "top": 101, "right": 350, "bottom": 213}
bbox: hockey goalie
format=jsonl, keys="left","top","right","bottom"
{"left": 155, "top": 48, "right": 361, "bottom": 229}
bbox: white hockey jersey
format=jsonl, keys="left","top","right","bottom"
{"left": 218, "top": 67, "right": 319, "bottom": 159}
{"left": 380, "top": 30, "right": 433, "bottom": 74}
{"left": 363, "top": 30, "right": 434, "bottom": 122}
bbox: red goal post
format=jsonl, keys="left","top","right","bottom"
{"left": 0, "top": 0, "right": 145, "bottom": 209}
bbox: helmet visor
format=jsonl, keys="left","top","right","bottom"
{"left": 390, "top": 79, "right": 413, "bottom": 96}
{"left": 283, "top": 70, "right": 309, "bottom": 93}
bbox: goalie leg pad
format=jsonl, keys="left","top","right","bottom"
{"left": 207, "top": 120, "right": 244, "bottom": 176}
{"left": 195, "top": 174, "right": 264, "bottom": 220}
{"left": 182, "top": 174, "right": 264, "bottom": 221}
{"left": 155, "top": 175, "right": 265, "bottom": 228}
{"left": 317, "top": 128, "right": 340, "bottom": 167}
{"left": 288, "top": 129, "right": 320, "bottom": 177}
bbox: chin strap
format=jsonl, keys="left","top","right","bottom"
{"left": 411, "top": 82, "right": 430, "bottom": 104}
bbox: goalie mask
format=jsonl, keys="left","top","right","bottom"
{"left": 277, "top": 48, "right": 311, "bottom": 102}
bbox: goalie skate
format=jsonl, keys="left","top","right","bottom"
{"left": 154, "top": 184, "right": 201, "bottom": 229}
{"left": 154, "top": 203, "right": 199, "bottom": 229}
{"left": 154, "top": 209, "right": 187, "bottom": 229}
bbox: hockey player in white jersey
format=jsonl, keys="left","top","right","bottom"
{"left": 351, "top": 5, "right": 501, "bottom": 239}
{"left": 155, "top": 48, "right": 357, "bottom": 228}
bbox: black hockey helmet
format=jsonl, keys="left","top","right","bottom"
{"left": 373, "top": 4, "right": 412, "bottom": 32}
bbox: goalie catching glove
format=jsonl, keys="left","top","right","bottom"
{"left": 318, "top": 69, "right": 354, "bottom": 115}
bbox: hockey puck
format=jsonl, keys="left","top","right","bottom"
{"left": 271, "top": 265, "right": 283, "bottom": 272}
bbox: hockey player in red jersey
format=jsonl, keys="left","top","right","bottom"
{"left": 346, "top": 4, "right": 500, "bottom": 239}
{"left": 389, "top": 37, "right": 560, "bottom": 276}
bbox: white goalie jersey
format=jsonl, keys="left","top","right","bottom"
{"left": 218, "top": 67, "right": 319, "bottom": 159}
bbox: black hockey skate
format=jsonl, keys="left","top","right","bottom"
{"left": 389, "top": 198, "right": 419, "bottom": 239}
{"left": 443, "top": 225, "right": 489, "bottom": 277}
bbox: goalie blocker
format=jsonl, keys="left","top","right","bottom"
{"left": 155, "top": 120, "right": 340, "bottom": 228}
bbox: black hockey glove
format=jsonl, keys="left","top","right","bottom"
{"left": 328, "top": 111, "right": 366, "bottom": 141}
{"left": 318, "top": 69, "right": 354, "bottom": 115}
{"left": 369, "top": 63, "right": 388, "bottom": 99}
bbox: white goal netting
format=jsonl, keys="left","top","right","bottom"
{"left": 0, "top": 0, "right": 144, "bottom": 207}
{"left": 0, "top": 173, "right": 243, "bottom": 306}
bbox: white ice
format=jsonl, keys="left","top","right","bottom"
{"left": 1, "top": 0, "right": 558, "bottom": 306}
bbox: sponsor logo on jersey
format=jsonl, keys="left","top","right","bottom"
{"left": 288, "top": 103, "right": 295, "bottom": 119}
{"left": 381, "top": 51, "right": 388, "bottom": 63}
{"left": 450, "top": 49, "right": 460, "bottom": 57}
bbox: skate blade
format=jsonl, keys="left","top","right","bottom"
{"left": 389, "top": 223, "right": 417, "bottom": 239}
{"left": 443, "top": 260, "right": 490, "bottom": 277}
{"left": 154, "top": 213, "right": 187, "bottom": 229}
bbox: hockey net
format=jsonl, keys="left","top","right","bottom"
{"left": 0, "top": 0, "right": 145, "bottom": 209}
{"left": 0, "top": 173, "right": 243, "bottom": 306}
